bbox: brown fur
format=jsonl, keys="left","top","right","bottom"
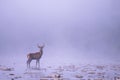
{"left": 27, "top": 45, "right": 44, "bottom": 69}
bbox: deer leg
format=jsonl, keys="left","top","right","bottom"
{"left": 36, "top": 60, "right": 38, "bottom": 68}
{"left": 27, "top": 60, "right": 29, "bottom": 68}
{"left": 29, "top": 59, "right": 32, "bottom": 68}
{"left": 38, "top": 60, "right": 40, "bottom": 69}
{"left": 27, "top": 59, "right": 31, "bottom": 68}
{"left": 36, "top": 60, "right": 40, "bottom": 69}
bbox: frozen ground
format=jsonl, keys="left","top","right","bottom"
{"left": 0, "top": 62, "right": 120, "bottom": 80}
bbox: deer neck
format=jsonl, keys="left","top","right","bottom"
{"left": 40, "top": 49, "right": 43, "bottom": 54}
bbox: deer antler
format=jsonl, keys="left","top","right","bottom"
{"left": 42, "top": 43, "right": 45, "bottom": 47}
{"left": 37, "top": 43, "right": 45, "bottom": 48}
{"left": 37, "top": 44, "right": 40, "bottom": 48}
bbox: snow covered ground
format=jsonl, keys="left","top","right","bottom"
{"left": 0, "top": 63, "right": 120, "bottom": 80}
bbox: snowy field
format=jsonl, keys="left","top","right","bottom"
{"left": 0, "top": 62, "right": 120, "bottom": 80}
{"left": 1, "top": 0, "right": 120, "bottom": 80}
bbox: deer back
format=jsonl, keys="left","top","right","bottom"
{"left": 28, "top": 52, "right": 42, "bottom": 60}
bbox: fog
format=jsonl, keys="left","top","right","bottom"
{"left": 0, "top": 0, "right": 120, "bottom": 66}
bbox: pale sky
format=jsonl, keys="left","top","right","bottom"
{"left": 0, "top": 0, "right": 120, "bottom": 64}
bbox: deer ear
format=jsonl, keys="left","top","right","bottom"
{"left": 37, "top": 44, "right": 40, "bottom": 48}
{"left": 42, "top": 45, "right": 45, "bottom": 48}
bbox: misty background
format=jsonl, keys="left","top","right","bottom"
{"left": 0, "top": 0, "right": 120, "bottom": 66}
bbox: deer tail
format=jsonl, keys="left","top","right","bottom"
{"left": 27, "top": 54, "right": 30, "bottom": 59}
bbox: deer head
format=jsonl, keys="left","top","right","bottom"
{"left": 37, "top": 44, "right": 45, "bottom": 49}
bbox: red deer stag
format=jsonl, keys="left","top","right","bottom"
{"left": 27, "top": 44, "right": 44, "bottom": 69}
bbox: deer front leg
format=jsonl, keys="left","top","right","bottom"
{"left": 36, "top": 60, "right": 40, "bottom": 69}
{"left": 38, "top": 60, "right": 40, "bottom": 69}
{"left": 36, "top": 60, "right": 38, "bottom": 68}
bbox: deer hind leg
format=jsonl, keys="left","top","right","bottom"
{"left": 38, "top": 60, "right": 40, "bottom": 69}
{"left": 27, "top": 60, "right": 29, "bottom": 68}
{"left": 27, "top": 59, "right": 31, "bottom": 68}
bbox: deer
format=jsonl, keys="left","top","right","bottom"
{"left": 27, "top": 44, "right": 44, "bottom": 69}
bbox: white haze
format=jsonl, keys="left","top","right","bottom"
{"left": 0, "top": 0, "right": 120, "bottom": 67}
